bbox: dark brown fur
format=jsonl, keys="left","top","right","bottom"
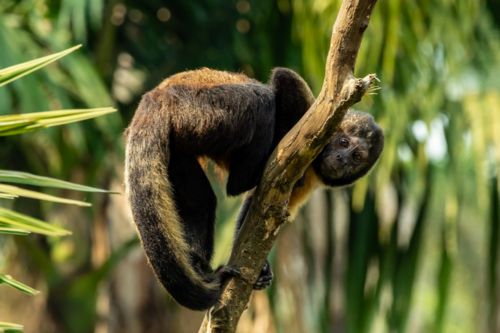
{"left": 125, "top": 67, "right": 383, "bottom": 310}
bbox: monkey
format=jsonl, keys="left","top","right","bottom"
{"left": 124, "top": 67, "right": 384, "bottom": 311}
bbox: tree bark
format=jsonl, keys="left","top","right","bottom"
{"left": 199, "top": 1, "right": 379, "bottom": 331}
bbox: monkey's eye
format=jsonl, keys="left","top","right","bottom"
{"left": 352, "top": 151, "right": 362, "bottom": 163}
{"left": 339, "top": 137, "right": 349, "bottom": 147}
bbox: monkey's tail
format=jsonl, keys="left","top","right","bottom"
{"left": 124, "top": 93, "right": 221, "bottom": 310}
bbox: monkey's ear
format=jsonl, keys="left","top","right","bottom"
{"left": 270, "top": 68, "right": 315, "bottom": 139}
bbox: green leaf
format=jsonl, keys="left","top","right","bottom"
{"left": 0, "top": 119, "right": 34, "bottom": 132}
{"left": 0, "top": 170, "right": 113, "bottom": 193}
{"left": 0, "top": 274, "right": 39, "bottom": 296}
{"left": 0, "top": 107, "right": 116, "bottom": 136}
{"left": 0, "top": 208, "right": 71, "bottom": 236}
{"left": 0, "top": 184, "right": 91, "bottom": 206}
{"left": 0, "top": 45, "right": 81, "bottom": 87}
{"left": 0, "top": 226, "right": 30, "bottom": 235}
{"left": 0, "top": 322, "right": 23, "bottom": 333}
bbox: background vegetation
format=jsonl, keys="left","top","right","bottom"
{"left": 0, "top": 0, "right": 499, "bottom": 332}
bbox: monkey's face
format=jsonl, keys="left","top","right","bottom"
{"left": 312, "top": 110, "right": 384, "bottom": 187}
{"left": 314, "top": 132, "right": 376, "bottom": 187}
{"left": 321, "top": 132, "right": 370, "bottom": 176}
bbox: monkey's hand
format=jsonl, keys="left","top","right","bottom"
{"left": 215, "top": 265, "right": 241, "bottom": 282}
{"left": 253, "top": 260, "right": 273, "bottom": 290}
{"left": 215, "top": 261, "right": 273, "bottom": 290}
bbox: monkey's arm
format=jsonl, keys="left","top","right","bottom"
{"left": 270, "top": 68, "right": 315, "bottom": 142}
{"left": 234, "top": 191, "right": 273, "bottom": 290}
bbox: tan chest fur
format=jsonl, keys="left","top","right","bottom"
{"left": 288, "top": 168, "right": 321, "bottom": 218}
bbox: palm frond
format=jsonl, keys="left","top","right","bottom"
{"left": 0, "top": 208, "right": 71, "bottom": 236}
{"left": 0, "top": 108, "right": 116, "bottom": 136}
{"left": 0, "top": 45, "right": 81, "bottom": 87}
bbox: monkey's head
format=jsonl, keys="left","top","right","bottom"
{"left": 313, "top": 110, "right": 384, "bottom": 187}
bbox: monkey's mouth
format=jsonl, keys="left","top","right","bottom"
{"left": 331, "top": 166, "right": 345, "bottom": 179}
{"left": 320, "top": 160, "right": 345, "bottom": 180}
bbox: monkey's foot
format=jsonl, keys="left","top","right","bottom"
{"left": 216, "top": 265, "right": 241, "bottom": 282}
{"left": 253, "top": 261, "right": 273, "bottom": 290}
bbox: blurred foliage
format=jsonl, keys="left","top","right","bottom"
{"left": 0, "top": 0, "right": 499, "bottom": 333}
{"left": 286, "top": 1, "right": 500, "bottom": 332}
{"left": 0, "top": 46, "right": 117, "bottom": 332}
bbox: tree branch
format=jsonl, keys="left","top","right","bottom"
{"left": 199, "top": 1, "right": 378, "bottom": 331}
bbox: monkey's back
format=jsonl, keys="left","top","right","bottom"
{"left": 158, "top": 67, "right": 254, "bottom": 89}
{"left": 147, "top": 68, "right": 276, "bottom": 157}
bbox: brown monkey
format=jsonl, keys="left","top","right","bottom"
{"left": 124, "top": 67, "right": 383, "bottom": 310}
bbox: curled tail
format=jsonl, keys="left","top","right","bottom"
{"left": 124, "top": 93, "right": 221, "bottom": 310}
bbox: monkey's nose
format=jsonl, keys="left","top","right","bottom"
{"left": 336, "top": 154, "right": 347, "bottom": 165}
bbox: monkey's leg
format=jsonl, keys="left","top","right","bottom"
{"left": 226, "top": 117, "right": 274, "bottom": 196}
{"left": 235, "top": 192, "right": 273, "bottom": 290}
{"left": 169, "top": 151, "right": 254, "bottom": 286}
{"left": 169, "top": 149, "right": 218, "bottom": 272}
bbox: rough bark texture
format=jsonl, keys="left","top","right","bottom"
{"left": 199, "top": 1, "right": 379, "bottom": 331}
